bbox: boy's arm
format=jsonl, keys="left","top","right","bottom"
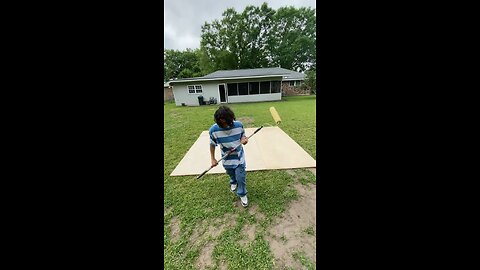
{"left": 209, "top": 131, "right": 218, "bottom": 167}
{"left": 210, "top": 145, "right": 218, "bottom": 167}
{"left": 210, "top": 144, "right": 218, "bottom": 167}
{"left": 240, "top": 124, "right": 248, "bottom": 145}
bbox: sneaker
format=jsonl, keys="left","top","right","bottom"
{"left": 230, "top": 184, "right": 237, "bottom": 192}
{"left": 240, "top": 196, "right": 248, "bottom": 207}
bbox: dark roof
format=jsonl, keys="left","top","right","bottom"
{"left": 168, "top": 67, "right": 305, "bottom": 84}
{"left": 203, "top": 67, "right": 305, "bottom": 80}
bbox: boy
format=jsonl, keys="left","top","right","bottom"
{"left": 209, "top": 106, "right": 249, "bottom": 207}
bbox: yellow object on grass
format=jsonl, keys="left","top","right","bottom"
{"left": 269, "top": 107, "right": 282, "bottom": 124}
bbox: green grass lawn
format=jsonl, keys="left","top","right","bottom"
{"left": 164, "top": 95, "right": 316, "bottom": 269}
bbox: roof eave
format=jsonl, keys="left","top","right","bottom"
{"left": 169, "top": 74, "right": 284, "bottom": 84}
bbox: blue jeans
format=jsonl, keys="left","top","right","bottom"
{"left": 225, "top": 164, "right": 247, "bottom": 197}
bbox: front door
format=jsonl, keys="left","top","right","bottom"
{"left": 218, "top": 84, "right": 227, "bottom": 103}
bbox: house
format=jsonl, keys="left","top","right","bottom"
{"left": 164, "top": 82, "right": 174, "bottom": 101}
{"left": 167, "top": 67, "right": 306, "bottom": 106}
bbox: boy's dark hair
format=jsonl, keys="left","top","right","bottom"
{"left": 214, "top": 106, "right": 236, "bottom": 127}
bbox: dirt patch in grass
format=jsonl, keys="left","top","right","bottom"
{"left": 189, "top": 221, "right": 205, "bottom": 246}
{"left": 193, "top": 213, "right": 237, "bottom": 269}
{"left": 248, "top": 204, "right": 265, "bottom": 221}
{"left": 286, "top": 169, "right": 296, "bottom": 177}
{"left": 208, "top": 214, "right": 236, "bottom": 238}
{"left": 219, "top": 259, "right": 228, "bottom": 270}
{"left": 190, "top": 213, "right": 236, "bottom": 246}
{"left": 237, "top": 117, "right": 254, "bottom": 126}
{"left": 196, "top": 242, "right": 215, "bottom": 270}
{"left": 170, "top": 216, "right": 181, "bottom": 242}
{"left": 286, "top": 168, "right": 316, "bottom": 179}
{"left": 266, "top": 183, "right": 316, "bottom": 269}
{"left": 239, "top": 223, "right": 257, "bottom": 247}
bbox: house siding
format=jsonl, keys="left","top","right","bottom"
{"left": 227, "top": 93, "right": 281, "bottom": 103}
{"left": 172, "top": 77, "right": 283, "bottom": 106}
{"left": 173, "top": 82, "right": 220, "bottom": 106}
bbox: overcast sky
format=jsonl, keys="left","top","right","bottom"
{"left": 164, "top": 0, "right": 316, "bottom": 51}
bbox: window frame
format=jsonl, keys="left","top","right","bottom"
{"left": 271, "top": 80, "right": 281, "bottom": 93}
{"left": 260, "top": 81, "right": 271, "bottom": 94}
{"left": 187, "top": 85, "right": 203, "bottom": 94}
{"left": 248, "top": 81, "right": 260, "bottom": 95}
{"left": 238, "top": 82, "right": 248, "bottom": 96}
{"left": 227, "top": 83, "right": 238, "bottom": 96}
{"left": 222, "top": 80, "right": 282, "bottom": 96}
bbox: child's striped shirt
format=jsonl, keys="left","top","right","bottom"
{"left": 209, "top": 121, "right": 246, "bottom": 169}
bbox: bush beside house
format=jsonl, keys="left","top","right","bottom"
{"left": 281, "top": 82, "right": 311, "bottom": 96}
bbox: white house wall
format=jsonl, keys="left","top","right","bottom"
{"left": 227, "top": 93, "right": 281, "bottom": 103}
{"left": 173, "top": 82, "right": 219, "bottom": 106}
{"left": 172, "top": 77, "right": 283, "bottom": 106}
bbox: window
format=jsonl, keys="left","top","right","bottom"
{"left": 222, "top": 81, "right": 277, "bottom": 96}
{"left": 271, "top": 81, "right": 281, "bottom": 93}
{"left": 238, "top": 83, "right": 248, "bottom": 95}
{"left": 289, "top": 81, "right": 295, "bottom": 86}
{"left": 188, "top": 85, "right": 202, "bottom": 94}
{"left": 227, "top": 83, "right": 238, "bottom": 96}
{"left": 249, "top": 82, "right": 259, "bottom": 95}
{"left": 260, "top": 81, "right": 270, "bottom": 94}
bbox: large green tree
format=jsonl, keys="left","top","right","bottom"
{"left": 199, "top": 3, "right": 316, "bottom": 73}
{"left": 268, "top": 6, "right": 316, "bottom": 72}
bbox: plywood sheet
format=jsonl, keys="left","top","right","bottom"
{"left": 170, "top": 126, "right": 316, "bottom": 176}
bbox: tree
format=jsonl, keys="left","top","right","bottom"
{"left": 199, "top": 4, "right": 273, "bottom": 70}
{"left": 199, "top": 7, "right": 249, "bottom": 72}
{"left": 164, "top": 48, "right": 204, "bottom": 81}
{"left": 236, "top": 4, "right": 276, "bottom": 68}
{"left": 267, "top": 6, "right": 316, "bottom": 72}
{"left": 303, "top": 69, "right": 316, "bottom": 94}
{"left": 199, "top": 3, "right": 316, "bottom": 73}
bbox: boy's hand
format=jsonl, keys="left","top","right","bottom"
{"left": 211, "top": 158, "right": 218, "bottom": 167}
{"left": 241, "top": 136, "right": 248, "bottom": 145}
